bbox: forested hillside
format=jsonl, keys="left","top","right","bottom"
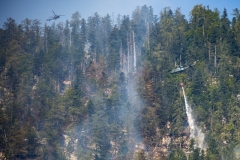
{"left": 1, "top": 4, "right": 240, "bottom": 160}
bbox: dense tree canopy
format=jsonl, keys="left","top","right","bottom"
{"left": 0, "top": 5, "right": 240, "bottom": 160}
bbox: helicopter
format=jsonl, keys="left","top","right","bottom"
{"left": 46, "top": 10, "right": 64, "bottom": 21}
{"left": 170, "top": 60, "right": 198, "bottom": 74}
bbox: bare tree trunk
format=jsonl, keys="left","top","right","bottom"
{"left": 133, "top": 31, "right": 136, "bottom": 71}
{"left": 208, "top": 42, "right": 211, "bottom": 61}
{"left": 94, "top": 48, "right": 96, "bottom": 63}
{"left": 120, "top": 41, "right": 123, "bottom": 71}
{"left": 210, "top": 107, "right": 213, "bottom": 132}
{"left": 57, "top": 79, "right": 60, "bottom": 93}
{"left": 70, "top": 29, "right": 71, "bottom": 47}
{"left": 147, "top": 21, "right": 150, "bottom": 50}
{"left": 130, "top": 32, "right": 133, "bottom": 72}
{"left": 203, "top": 24, "right": 205, "bottom": 37}
{"left": 127, "top": 33, "right": 130, "bottom": 73}
{"left": 203, "top": 11, "right": 205, "bottom": 37}
{"left": 214, "top": 44, "right": 217, "bottom": 74}
{"left": 45, "top": 24, "right": 48, "bottom": 54}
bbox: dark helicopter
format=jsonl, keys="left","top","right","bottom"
{"left": 170, "top": 60, "right": 198, "bottom": 74}
{"left": 46, "top": 10, "right": 64, "bottom": 21}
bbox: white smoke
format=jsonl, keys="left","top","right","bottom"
{"left": 124, "top": 74, "right": 145, "bottom": 151}
{"left": 182, "top": 86, "right": 207, "bottom": 150}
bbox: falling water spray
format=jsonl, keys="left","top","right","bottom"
{"left": 181, "top": 84, "right": 207, "bottom": 150}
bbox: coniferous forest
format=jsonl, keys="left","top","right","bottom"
{"left": 1, "top": 4, "right": 240, "bottom": 160}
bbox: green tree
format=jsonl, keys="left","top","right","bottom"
{"left": 107, "top": 25, "right": 121, "bottom": 72}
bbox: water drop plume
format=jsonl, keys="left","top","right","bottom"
{"left": 182, "top": 86, "right": 207, "bottom": 150}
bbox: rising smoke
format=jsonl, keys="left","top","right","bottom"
{"left": 62, "top": 72, "right": 146, "bottom": 159}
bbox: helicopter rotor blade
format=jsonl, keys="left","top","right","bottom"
{"left": 52, "top": 10, "right": 56, "bottom": 15}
